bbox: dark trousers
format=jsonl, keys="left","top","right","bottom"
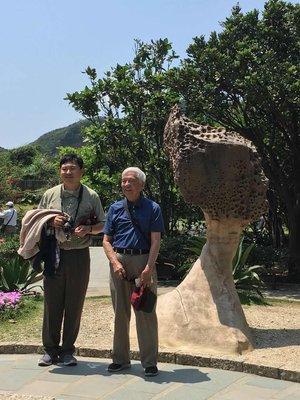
{"left": 42, "top": 247, "right": 90, "bottom": 356}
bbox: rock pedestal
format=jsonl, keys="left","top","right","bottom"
{"left": 157, "top": 216, "right": 252, "bottom": 354}
{"left": 156, "top": 105, "right": 268, "bottom": 354}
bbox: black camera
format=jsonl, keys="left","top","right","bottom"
{"left": 62, "top": 218, "right": 74, "bottom": 239}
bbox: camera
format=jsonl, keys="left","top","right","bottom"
{"left": 62, "top": 218, "right": 74, "bottom": 239}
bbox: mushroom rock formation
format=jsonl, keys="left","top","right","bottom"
{"left": 157, "top": 105, "right": 268, "bottom": 354}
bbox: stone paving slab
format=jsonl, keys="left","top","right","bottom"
{"left": 0, "top": 354, "right": 299, "bottom": 400}
{"left": 1, "top": 344, "right": 299, "bottom": 384}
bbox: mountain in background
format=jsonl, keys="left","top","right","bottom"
{"left": 31, "top": 120, "right": 91, "bottom": 154}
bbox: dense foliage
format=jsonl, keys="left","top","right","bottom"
{"left": 179, "top": 0, "right": 300, "bottom": 279}
{"left": 66, "top": 39, "right": 202, "bottom": 231}
{"left": 0, "top": 146, "right": 59, "bottom": 203}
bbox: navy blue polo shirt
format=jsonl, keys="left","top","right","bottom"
{"left": 103, "top": 196, "right": 164, "bottom": 250}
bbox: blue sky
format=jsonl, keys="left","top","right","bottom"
{"left": 0, "top": 0, "right": 295, "bottom": 149}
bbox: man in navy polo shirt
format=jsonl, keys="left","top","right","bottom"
{"left": 103, "top": 167, "right": 164, "bottom": 377}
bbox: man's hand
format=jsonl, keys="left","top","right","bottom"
{"left": 74, "top": 225, "right": 90, "bottom": 238}
{"left": 51, "top": 215, "right": 68, "bottom": 228}
{"left": 140, "top": 265, "right": 153, "bottom": 287}
{"left": 113, "top": 262, "right": 127, "bottom": 280}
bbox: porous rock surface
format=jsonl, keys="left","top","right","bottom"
{"left": 156, "top": 105, "right": 268, "bottom": 354}
{"left": 164, "top": 105, "right": 268, "bottom": 220}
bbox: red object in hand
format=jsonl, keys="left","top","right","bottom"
{"left": 130, "top": 285, "right": 157, "bottom": 313}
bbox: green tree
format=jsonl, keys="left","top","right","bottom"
{"left": 180, "top": 0, "right": 300, "bottom": 280}
{"left": 9, "top": 145, "right": 39, "bottom": 166}
{"left": 66, "top": 39, "right": 200, "bottom": 232}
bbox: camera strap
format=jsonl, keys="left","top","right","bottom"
{"left": 60, "top": 184, "right": 84, "bottom": 223}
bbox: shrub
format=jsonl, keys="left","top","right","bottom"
{"left": 184, "top": 235, "right": 266, "bottom": 304}
{"left": 232, "top": 237, "right": 266, "bottom": 304}
{"left": 0, "top": 235, "right": 20, "bottom": 263}
{"left": 158, "top": 234, "right": 192, "bottom": 279}
{"left": 0, "top": 255, "right": 43, "bottom": 293}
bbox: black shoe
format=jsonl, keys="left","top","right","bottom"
{"left": 145, "top": 366, "right": 158, "bottom": 377}
{"left": 61, "top": 354, "right": 77, "bottom": 366}
{"left": 107, "top": 362, "right": 131, "bottom": 372}
{"left": 38, "top": 353, "right": 58, "bottom": 366}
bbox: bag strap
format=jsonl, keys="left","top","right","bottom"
{"left": 2, "top": 209, "right": 15, "bottom": 229}
{"left": 123, "top": 199, "right": 150, "bottom": 247}
{"left": 60, "top": 184, "right": 84, "bottom": 223}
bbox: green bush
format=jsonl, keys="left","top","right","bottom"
{"left": 0, "top": 255, "right": 43, "bottom": 293}
{"left": 247, "top": 244, "right": 286, "bottom": 269}
{"left": 19, "top": 191, "right": 43, "bottom": 205}
{"left": 158, "top": 234, "right": 192, "bottom": 279}
{"left": 0, "top": 235, "right": 20, "bottom": 258}
{"left": 232, "top": 237, "right": 266, "bottom": 304}
{"left": 182, "top": 234, "right": 266, "bottom": 304}
{"left": 243, "top": 225, "right": 288, "bottom": 273}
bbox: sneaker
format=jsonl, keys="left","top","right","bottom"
{"left": 107, "top": 362, "right": 131, "bottom": 372}
{"left": 38, "top": 353, "right": 57, "bottom": 366}
{"left": 145, "top": 366, "right": 158, "bottom": 377}
{"left": 62, "top": 354, "right": 77, "bottom": 366}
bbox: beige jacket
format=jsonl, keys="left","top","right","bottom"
{"left": 18, "top": 209, "right": 67, "bottom": 260}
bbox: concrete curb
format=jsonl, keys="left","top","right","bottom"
{"left": 0, "top": 344, "right": 299, "bottom": 384}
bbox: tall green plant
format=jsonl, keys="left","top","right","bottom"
{"left": 232, "top": 237, "right": 266, "bottom": 304}
{"left": 181, "top": 236, "right": 206, "bottom": 277}
{"left": 186, "top": 235, "right": 265, "bottom": 304}
{"left": 0, "top": 256, "right": 42, "bottom": 293}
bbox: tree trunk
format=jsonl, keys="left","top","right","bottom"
{"left": 287, "top": 204, "right": 300, "bottom": 282}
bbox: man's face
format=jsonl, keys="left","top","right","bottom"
{"left": 60, "top": 161, "right": 83, "bottom": 188}
{"left": 121, "top": 172, "right": 144, "bottom": 201}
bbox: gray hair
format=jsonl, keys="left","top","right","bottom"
{"left": 122, "top": 167, "right": 146, "bottom": 183}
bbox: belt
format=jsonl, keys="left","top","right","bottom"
{"left": 113, "top": 247, "right": 149, "bottom": 255}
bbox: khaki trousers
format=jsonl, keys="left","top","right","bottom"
{"left": 42, "top": 247, "right": 90, "bottom": 356}
{"left": 110, "top": 253, "right": 158, "bottom": 368}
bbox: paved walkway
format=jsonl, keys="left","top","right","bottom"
{"left": 87, "top": 247, "right": 110, "bottom": 297}
{"left": 0, "top": 354, "right": 299, "bottom": 400}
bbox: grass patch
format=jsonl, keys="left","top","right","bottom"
{"left": 0, "top": 296, "right": 111, "bottom": 343}
{"left": 0, "top": 295, "right": 43, "bottom": 342}
{"left": 85, "top": 296, "right": 111, "bottom": 303}
{"left": 265, "top": 297, "right": 300, "bottom": 306}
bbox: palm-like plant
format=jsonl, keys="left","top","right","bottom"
{"left": 232, "top": 237, "right": 266, "bottom": 304}
{"left": 0, "top": 256, "right": 43, "bottom": 293}
{"left": 186, "top": 235, "right": 266, "bottom": 304}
